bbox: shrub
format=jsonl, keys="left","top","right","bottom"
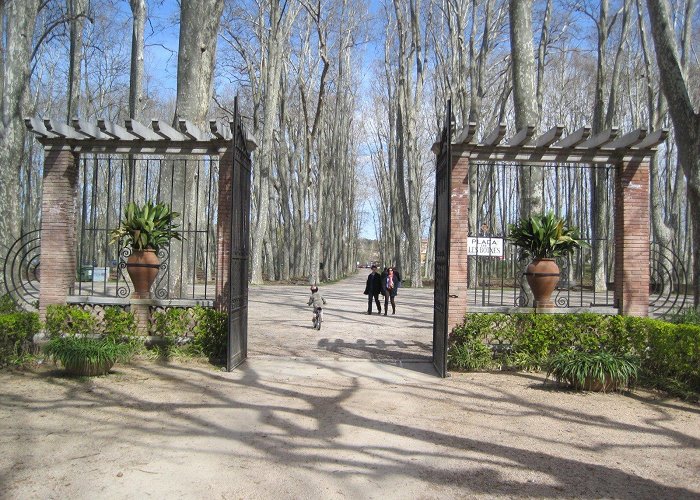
{"left": 0, "top": 311, "right": 40, "bottom": 367}
{"left": 0, "top": 294, "right": 18, "bottom": 314}
{"left": 44, "top": 336, "right": 134, "bottom": 376}
{"left": 449, "top": 312, "right": 700, "bottom": 397}
{"left": 448, "top": 322, "right": 494, "bottom": 371}
{"left": 152, "top": 308, "right": 191, "bottom": 340}
{"left": 103, "top": 307, "right": 137, "bottom": 342}
{"left": 192, "top": 307, "right": 227, "bottom": 362}
{"left": 546, "top": 350, "right": 639, "bottom": 392}
{"left": 45, "top": 305, "right": 96, "bottom": 338}
{"left": 666, "top": 308, "right": 700, "bottom": 326}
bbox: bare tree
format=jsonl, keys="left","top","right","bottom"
{"left": 509, "top": 0, "right": 542, "bottom": 217}
{"left": 169, "top": 0, "right": 224, "bottom": 295}
{"left": 0, "top": 0, "right": 41, "bottom": 258}
{"left": 646, "top": 0, "right": 700, "bottom": 305}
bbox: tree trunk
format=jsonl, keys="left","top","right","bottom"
{"left": 67, "top": 0, "right": 88, "bottom": 122}
{"left": 0, "top": 0, "right": 40, "bottom": 258}
{"left": 509, "top": 0, "right": 542, "bottom": 217}
{"left": 170, "top": 0, "right": 224, "bottom": 296}
{"left": 646, "top": 0, "right": 700, "bottom": 305}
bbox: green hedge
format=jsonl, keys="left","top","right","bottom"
{"left": 449, "top": 313, "right": 700, "bottom": 396}
{"left": 0, "top": 311, "right": 41, "bottom": 367}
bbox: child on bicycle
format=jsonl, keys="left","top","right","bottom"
{"left": 307, "top": 285, "right": 327, "bottom": 327}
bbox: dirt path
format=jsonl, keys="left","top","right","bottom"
{"left": 1, "top": 273, "right": 699, "bottom": 499}
{"left": 248, "top": 271, "right": 433, "bottom": 361}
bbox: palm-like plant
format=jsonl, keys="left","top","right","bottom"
{"left": 508, "top": 212, "right": 586, "bottom": 259}
{"left": 110, "top": 201, "right": 182, "bottom": 251}
{"left": 546, "top": 350, "right": 639, "bottom": 392}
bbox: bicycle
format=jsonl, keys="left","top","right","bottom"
{"left": 312, "top": 307, "right": 323, "bottom": 330}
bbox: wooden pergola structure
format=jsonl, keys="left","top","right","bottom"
{"left": 26, "top": 116, "right": 256, "bottom": 357}
{"left": 433, "top": 120, "right": 667, "bottom": 330}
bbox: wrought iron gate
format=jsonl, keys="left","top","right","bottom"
{"left": 1, "top": 230, "right": 41, "bottom": 309}
{"left": 433, "top": 101, "right": 452, "bottom": 378}
{"left": 226, "top": 99, "right": 252, "bottom": 371}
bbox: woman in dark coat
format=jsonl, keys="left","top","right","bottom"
{"left": 381, "top": 267, "right": 400, "bottom": 315}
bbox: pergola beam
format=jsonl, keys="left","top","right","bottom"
{"left": 152, "top": 120, "right": 187, "bottom": 141}
{"left": 483, "top": 123, "right": 506, "bottom": 146}
{"left": 603, "top": 128, "right": 647, "bottom": 149}
{"left": 125, "top": 119, "right": 162, "bottom": 141}
{"left": 454, "top": 122, "right": 477, "bottom": 145}
{"left": 634, "top": 128, "right": 668, "bottom": 150}
{"left": 530, "top": 126, "right": 564, "bottom": 148}
{"left": 506, "top": 125, "right": 536, "bottom": 146}
{"left": 578, "top": 127, "right": 619, "bottom": 149}
{"left": 553, "top": 126, "right": 591, "bottom": 149}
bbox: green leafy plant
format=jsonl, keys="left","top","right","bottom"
{"left": 44, "top": 305, "right": 97, "bottom": 338}
{"left": 0, "top": 311, "right": 40, "bottom": 367}
{"left": 102, "top": 307, "right": 137, "bottom": 342}
{"left": 507, "top": 211, "right": 586, "bottom": 259}
{"left": 44, "top": 336, "right": 134, "bottom": 376}
{"left": 448, "top": 323, "right": 494, "bottom": 371}
{"left": 192, "top": 306, "right": 227, "bottom": 362}
{"left": 448, "top": 340, "right": 493, "bottom": 371}
{"left": 666, "top": 307, "right": 700, "bottom": 326}
{"left": 109, "top": 201, "right": 182, "bottom": 251}
{"left": 152, "top": 308, "right": 191, "bottom": 339}
{"left": 450, "top": 313, "right": 699, "bottom": 399}
{"left": 0, "top": 294, "right": 18, "bottom": 314}
{"left": 546, "top": 350, "right": 639, "bottom": 392}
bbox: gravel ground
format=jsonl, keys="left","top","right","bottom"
{"left": 1, "top": 272, "right": 699, "bottom": 499}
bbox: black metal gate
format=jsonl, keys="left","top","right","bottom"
{"left": 433, "top": 101, "right": 452, "bottom": 378}
{"left": 226, "top": 99, "right": 252, "bottom": 371}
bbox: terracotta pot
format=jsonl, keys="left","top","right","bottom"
{"left": 64, "top": 358, "right": 115, "bottom": 377}
{"left": 126, "top": 249, "right": 160, "bottom": 298}
{"left": 525, "top": 258, "right": 560, "bottom": 308}
{"left": 573, "top": 375, "right": 618, "bottom": 392}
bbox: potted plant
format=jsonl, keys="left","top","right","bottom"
{"left": 44, "top": 336, "right": 135, "bottom": 376}
{"left": 508, "top": 212, "right": 586, "bottom": 308}
{"left": 546, "top": 350, "right": 639, "bottom": 392}
{"left": 110, "top": 201, "right": 182, "bottom": 298}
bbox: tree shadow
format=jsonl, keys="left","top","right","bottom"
{"left": 2, "top": 361, "right": 699, "bottom": 498}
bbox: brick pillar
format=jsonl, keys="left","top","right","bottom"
{"left": 614, "top": 160, "right": 650, "bottom": 316}
{"left": 215, "top": 148, "right": 233, "bottom": 310}
{"left": 39, "top": 148, "right": 79, "bottom": 321}
{"left": 448, "top": 155, "right": 469, "bottom": 329}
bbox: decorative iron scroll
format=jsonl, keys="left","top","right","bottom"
{"left": 649, "top": 242, "right": 688, "bottom": 318}
{"left": 154, "top": 247, "right": 170, "bottom": 299}
{"left": 554, "top": 255, "right": 571, "bottom": 307}
{"left": 116, "top": 245, "right": 132, "bottom": 298}
{"left": 2, "top": 231, "right": 41, "bottom": 310}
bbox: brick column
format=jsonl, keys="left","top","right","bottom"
{"left": 39, "top": 148, "right": 79, "bottom": 321}
{"left": 214, "top": 148, "right": 233, "bottom": 310}
{"left": 614, "top": 160, "right": 650, "bottom": 316}
{"left": 448, "top": 155, "right": 469, "bottom": 329}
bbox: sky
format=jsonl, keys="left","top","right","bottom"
{"left": 133, "top": 0, "right": 395, "bottom": 240}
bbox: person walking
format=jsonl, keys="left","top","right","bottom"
{"left": 382, "top": 266, "right": 400, "bottom": 315}
{"left": 363, "top": 264, "right": 383, "bottom": 314}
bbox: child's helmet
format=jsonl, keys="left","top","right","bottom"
{"left": 310, "top": 285, "right": 318, "bottom": 292}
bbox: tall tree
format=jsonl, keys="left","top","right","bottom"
{"left": 509, "top": 0, "right": 542, "bottom": 217}
{"left": 0, "top": 0, "right": 41, "bottom": 258}
{"left": 67, "top": 0, "right": 89, "bottom": 121}
{"left": 170, "top": 0, "right": 224, "bottom": 294}
{"left": 646, "top": 0, "right": 700, "bottom": 305}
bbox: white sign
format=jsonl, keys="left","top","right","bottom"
{"left": 92, "top": 267, "right": 110, "bottom": 282}
{"left": 467, "top": 237, "right": 504, "bottom": 257}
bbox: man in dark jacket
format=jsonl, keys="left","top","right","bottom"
{"left": 363, "top": 265, "right": 383, "bottom": 314}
